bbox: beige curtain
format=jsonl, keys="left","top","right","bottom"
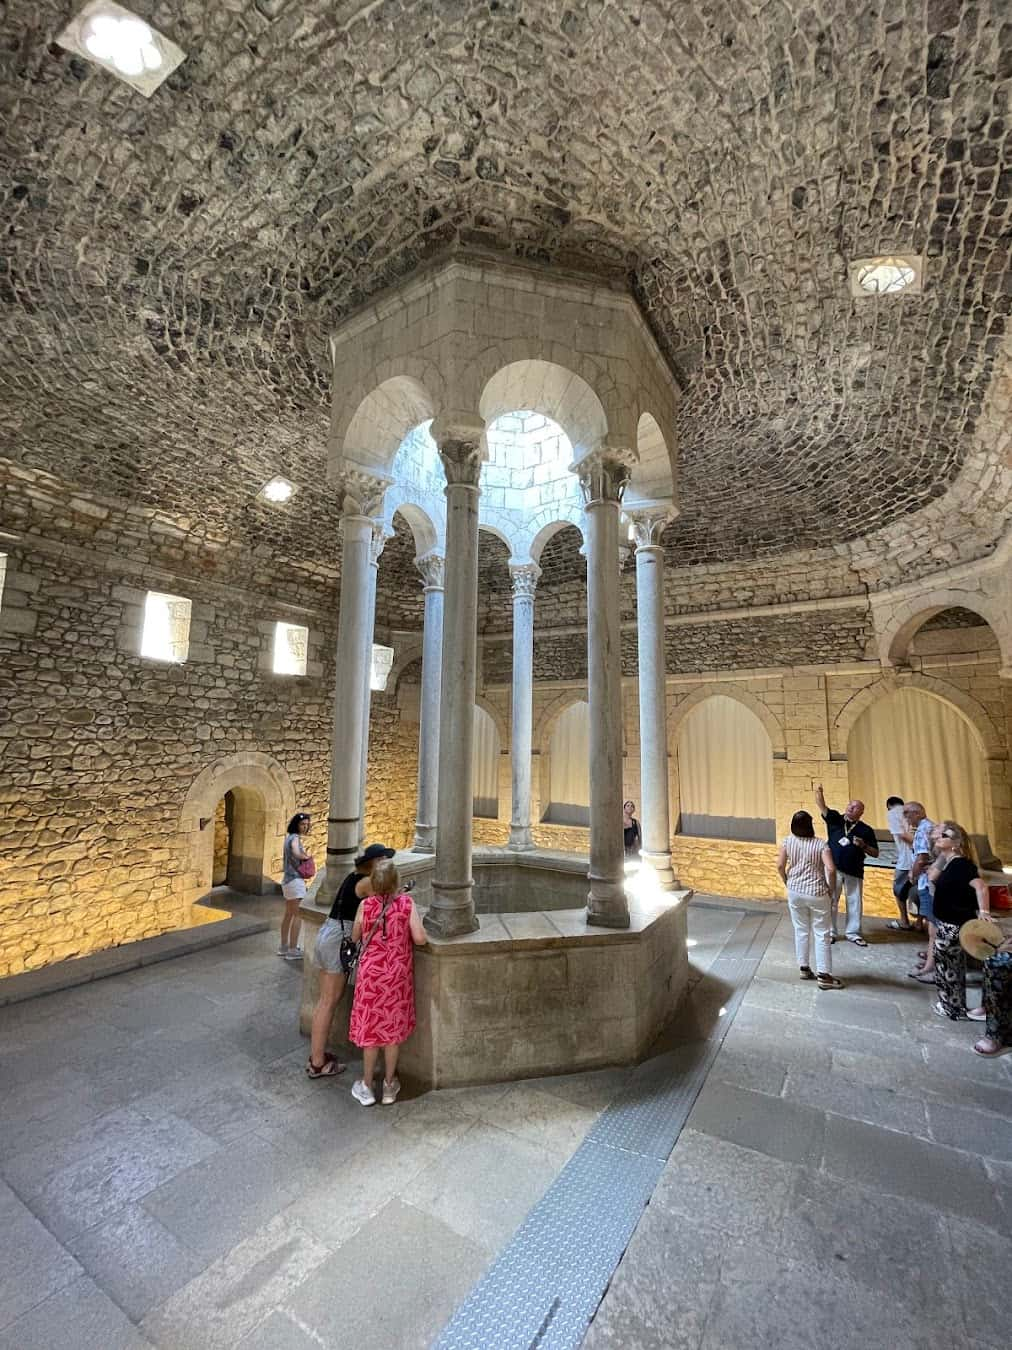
{"left": 677, "top": 695, "right": 774, "bottom": 836}
{"left": 548, "top": 700, "right": 591, "bottom": 812}
{"left": 848, "top": 688, "right": 987, "bottom": 835}
{"left": 472, "top": 705, "right": 499, "bottom": 817}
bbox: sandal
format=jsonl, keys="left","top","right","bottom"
{"left": 909, "top": 970, "right": 936, "bottom": 983}
{"left": 967, "top": 1007, "right": 987, "bottom": 1022}
{"left": 817, "top": 974, "right": 844, "bottom": 990}
{"left": 306, "top": 1053, "right": 345, "bottom": 1079}
{"left": 932, "top": 1001, "right": 965, "bottom": 1020}
{"left": 846, "top": 936, "right": 869, "bottom": 947}
{"left": 973, "top": 1037, "right": 1009, "bottom": 1057}
{"left": 799, "top": 966, "right": 816, "bottom": 981}
{"left": 886, "top": 920, "right": 913, "bottom": 931}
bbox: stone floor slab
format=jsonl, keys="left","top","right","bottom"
{"left": 925, "top": 1098, "right": 1012, "bottom": 1162}
{"left": 648, "top": 1129, "right": 797, "bottom": 1237}
{"left": 141, "top": 1214, "right": 329, "bottom": 1350}
{"left": 141, "top": 1132, "right": 316, "bottom": 1263}
{"left": 686, "top": 1077, "right": 827, "bottom": 1167}
{"left": 0, "top": 1275, "right": 152, "bottom": 1350}
{"left": 401, "top": 1119, "right": 566, "bottom": 1255}
{"left": 822, "top": 1112, "right": 1006, "bottom": 1233}
{"left": 783, "top": 1067, "right": 930, "bottom": 1136}
{"left": 0, "top": 1181, "right": 82, "bottom": 1330}
{"left": 67, "top": 1203, "right": 206, "bottom": 1323}
{"left": 282, "top": 1198, "right": 487, "bottom": 1350}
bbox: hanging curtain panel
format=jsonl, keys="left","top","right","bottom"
{"left": 677, "top": 695, "right": 775, "bottom": 842}
{"left": 472, "top": 704, "right": 500, "bottom": 818}
{"left": 545, "top": 700, "right": 591, "bottom": 826}
{"left": 847, "top": 688, "right": 988, "bottom": 839}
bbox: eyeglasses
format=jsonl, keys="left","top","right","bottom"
{"left": 940, "top": 830, "right": 958, "bottom": 839}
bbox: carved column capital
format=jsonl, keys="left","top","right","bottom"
{"left": 627, "top": 503, "right": 678, "bottom": 551}
{"left": 509, "top": 562, "right": 541, "bottom": 602}
{"left": 368, "top": 521, "right": 390, "bottom": 566}
{"left": 437, "top": 438, "right": 484, "bottom": 487}
{"left": 572, "top": 447, "right": 637, "bottom": 506}
{"left": 336, "top": 464, "right": 393, "bottom": 518}
{"left": 414, "top": 550, "right": 446, "bottom": 591}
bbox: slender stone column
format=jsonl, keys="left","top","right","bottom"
{"left": 576, "top": 448, "right": 636, "bottom": 928}
{"left": 629, "top": 505, "right": 678, "bottom": 888}
{"left": 508, "top": 561, "right": 541, "bottom": 851}
{"left": 320, "top": 467, "right": 390, "bottom": 905}
{"left": 426, "top": 419, "right": 485, "bottom": 938}
{"left": 357, "top": 522, "right": 388, "bottom": 845}
{"left": 411, "top": 550, "right": 445, "bottom": 852}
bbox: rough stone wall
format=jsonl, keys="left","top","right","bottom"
{"left": 363, "top": 688, "right": 419, "bottom": 853}
{"left": 0, "top": 531, "right": 337, "bottom": 976}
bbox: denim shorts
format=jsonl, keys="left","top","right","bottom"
{"left": 314, "top": 918, "right": 346, "bottom": 974}
{"left": 914, "top": 885, "right": 934, "bottom": 922}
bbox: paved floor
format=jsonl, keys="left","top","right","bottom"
{"left": 0, "top": 897, "right": 1008, "bottom": 1349}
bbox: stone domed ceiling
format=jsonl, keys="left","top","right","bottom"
{"left": 1, "top": 0, "right": 1009, "bottom": 569}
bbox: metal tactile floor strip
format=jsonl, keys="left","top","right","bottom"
{"left": 433, "top": 908, "right": 779, "bottom": 1350}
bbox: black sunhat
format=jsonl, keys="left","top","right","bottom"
{"left": 355, "top": 843, "right": 396, "bottom": 867}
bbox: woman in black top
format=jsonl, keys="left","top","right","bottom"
{"left": 623, "top": 801, "right": 642, "bottom": 859}
{"left": 928, "top": 821, "right": 990, "bottom": 1020}
{"left": 306, "top": 843, "right": 395, "bottom": 1078}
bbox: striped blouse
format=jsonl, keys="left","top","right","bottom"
{"left": 782, "top": 834, "right": 832, "bottom": 897}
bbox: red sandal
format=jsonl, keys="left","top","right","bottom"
{"left": 306, "top": 1053, "right": 345, "bottom": 1079}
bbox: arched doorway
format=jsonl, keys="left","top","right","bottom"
{"left": 847, "top": 687, "right": 989, "bottom": 839}
{"left": 472, "top": 704, "right": 501, "bottom": 819}
{"left": 676, "top": 694, "right": 775, "bottom": 842}
{"left": 210, "top": 786, "right": 270, "bottom": 894}
{"left": 543, "top": 700, "right": 591, "bottom": 826}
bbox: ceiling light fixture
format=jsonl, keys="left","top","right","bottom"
{"left": 849, "top": 253, "right": 923, "bottom": 297}
{"left": 261, "top": 476, "right": 296, "bottom": 503}
{"left": 57, "top": 2, "right": 185, "bottom": 97}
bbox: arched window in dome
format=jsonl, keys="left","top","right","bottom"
{"left": 847, "top": 688, "right": 988, "bottom": 840}
{"left": 472, "top": 704, "right": 500, "bottom": 819}
{"left": 676, "top": 696, "right": 775, "bottom": 842}
{"left": 543, "top": 701, "right": 590, "bottom": 827}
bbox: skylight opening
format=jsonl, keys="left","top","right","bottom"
{"left": 850, "top": 254, "right": 923, "bottom": 297}
{"left": 57, "top": 3, "right": 185, "bottom": 97}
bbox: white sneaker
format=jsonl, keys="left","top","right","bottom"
{"left": 284, "top": 947, "right": 304, "bottom": 961}
{"left": 351, "top": 1079, "right": 376, "bottom": 1107}
{"left": 276, "top": 945, "right": 288, "bottom": 957}
{"left": 381, "top": 1077, "right": 400, "bottom": 1105}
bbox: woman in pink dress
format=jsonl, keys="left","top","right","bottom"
{"left": 349, "top": 860, "right": 427, "bottom": 1106}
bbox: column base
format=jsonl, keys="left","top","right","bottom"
{"left": 640, "top": 850, "right": 678, "bottom": 889}
{"left": 586, "top": 877, "right": 630, "bottom": 929}
{"left": 411, "top": 825, "right": 436, "bottom": 853}
{"left": 507, "top": 825, "right": 535, "bottom": 851}
{"left": 424, "top": 881, "right": 479, "bottom": 938}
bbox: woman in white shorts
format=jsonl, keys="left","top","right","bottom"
{"left": 280, "top": 812, "right": 313, "bottom": 961}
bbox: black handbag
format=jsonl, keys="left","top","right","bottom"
{"left": 339, "top": 899, "right": 390, "bottom": 980}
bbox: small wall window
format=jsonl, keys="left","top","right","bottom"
{"left": 371, "top": 643, "right": 395, "bottom": 691}
{"left": 141, "top": 591, "right": 191, "bottom": 663}
{"left": 273, "top": 621, "right": 308, "bottom": 676}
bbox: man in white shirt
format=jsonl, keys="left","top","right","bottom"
{"left": 905, "top": 802, "right": 938, "bottom": 981}
{"left": 886, "top": 794, "right": 915, "bottom": 931}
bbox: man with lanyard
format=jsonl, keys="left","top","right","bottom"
{"left": 814, "top": 785, "right": 879, "bottom": 946}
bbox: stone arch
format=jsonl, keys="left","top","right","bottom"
{"left": 334, "top": 369, "right": 442, "bottom": 474}
{"left": 390, "top": 501, "right": 439, "bottom": 556}
{"left": 877, "top": 590, "right": 1011, "bottom": 671}
{"left": 529, "top": 508, "right": 585, "bottom": 564}
{"left": 630, "top": 409, "right": 675, "bottom": 504}
{"left": 475, "top": 693, "right": 510, "bottom": 751}
{"left": 666, "top": 684, "right": 786, "bottom": 759}
{"left": 833, "top": 673, "right": 1004, "bottom": 760}
{"left": 534, "top": 688, "right": 589, "bottom": 756}
{"left": 475, "top": 355, "right": 614, "bottom": 460}
{"left": 179, "top": 752, "right": 298, "bottom": 905}
{"left": 388, "top": 640, "right": 424, "bottom": 693}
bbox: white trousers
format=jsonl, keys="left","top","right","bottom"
{"left": 831, "top": 872, "right": 864, "bottom": 939}
{"left": 787, "top": 891, "right": 833, "bottom": 974}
